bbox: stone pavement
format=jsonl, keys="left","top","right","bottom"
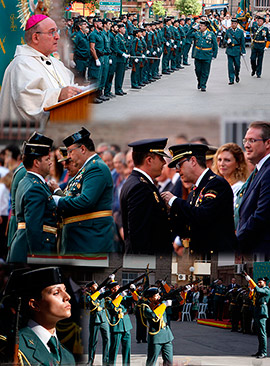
{"left": 80, "top": 313, "right": 270, "bottom": 366}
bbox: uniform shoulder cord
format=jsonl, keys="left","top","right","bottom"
{"left": 139, "top": 303, "right": 162, "bottom": 335}
{"left": 104, "top": 298, "right": 122, "bottom": 327}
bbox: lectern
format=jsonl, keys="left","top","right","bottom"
{"left": 44, "top": 87, "right": 97, "bottom": 122}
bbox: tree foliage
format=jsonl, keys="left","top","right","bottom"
{"left": 175, "top": 0, "right": 201, "bottom": 15}
{"left": 152, "top": 0, "right": 166, "bottom": 16}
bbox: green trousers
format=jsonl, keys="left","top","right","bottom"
{"left": 146, "top": 341, "right": 173, "bottom": 366}
{"left": 254, "top": 316, "right": 267, "bottom": 355}
{"left": 115, "top": 62, "right": 126, "bottom": 93}
{"left": 227, "top": 54, "right": 240, "bottom": 82}
{"left": 251, "top": 47, "right": 264, "bottom": 77}
{"left": 109, "top": 331, "right": 131, "bottom": 366}
{"left": 194, "top": 59, "right": 211, "bottom": 89}
{"left": 88, "top": 321, "right": 110, "bottom": 365}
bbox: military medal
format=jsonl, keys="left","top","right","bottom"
{"left": 153, "top": 192, "right": 160, "bottom": 203}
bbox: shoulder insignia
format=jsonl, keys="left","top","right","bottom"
{"left": 77, "top": 183, "right": 81, "bottom": 189}
{"left": 140, "top": 177, "right": 148, "bottom": 183}
{"left": 28, "top": 339, "right": 35, "bottom": 345}
{"left": 209, "top": 175, "right": 216, "bottom": 180}
{"left": 93, "top": 160, "right": 96, "bottom": 164}
{"left": 204, "top": 190, "right": 217, "bottom": 199}
{"left": 153, "top": 191, "right": 160, "bottom": 203}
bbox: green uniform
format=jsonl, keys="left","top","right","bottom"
{"left": 115, "top": 33, "right": 128, "bottom": 94}
{"left": 104, "top": 31, "right": 120, "bottom": 96}
{"left": 227, "top": 289, "right": 240, "bottom": 331}
{"left": 100, "top": 30, "right": 111, "bottom": 90}
{"left": 18, "top": 326, "right": 75, "bottom": 366}
{"left": 7, "top": 163, "right": 26, "bottom": 247}
{"left": 225, "top": 27, "right": 246, "bottom": 83}
{"left": 8, "top": 172, "right": 58, "bottom": 263}
{"left": 172, "top": 27, "right": 181, "bottom": 70}
{"left": 57, "top": 154, "right": 114, "bottom": 255}
{"left": 212, "top": 283, "right": 226, "bottom": 320}
{"left": 179, "top": 25, "right": 186, "bottom": 65}
{"left": 89, "top": 29, "right": 105, "bottom": 87}
{"left": 141, "top": 301, "right": 174, "bottom": 366}
{"left": 183, "top": 24, "right": 192, "bottom": 65}
{"left": 253, "top": 285, "right": 270, "bottom": 356}
{"left": 73, "top": 30, "right": 90, "bottom": 78}
{"left": 190, "top": 29, "right": 218, "bottom": 90}
{"left": 105, "top": 295, "right": 133, "bottom": 366}
{"left": 251, "top": 23, "right": 270, "bottom": 77}
{"left": 87, "top": 292, "right": 110, "bottom": 365}
{"left": 162, "top": 25, "right": 172, "bottom": 73}
{"left": 131, "top": 36, "right": 143, "bottom": 88}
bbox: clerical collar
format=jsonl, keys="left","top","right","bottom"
{"left": 133, "top": 167, "right": 154, "bottom": 184}
{"left": 28, "top": 171, "right": 46, "bottom": 184}
{"left": 195, "top": 168, "right": 209, "bottom": 188}
{"left": 28, "top": 319, "right": 57, "bottom": 352}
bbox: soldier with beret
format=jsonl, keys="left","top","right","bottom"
{"left": 52, "top": 127, "right": 114, "bottom": 255}
{"left": 105, "top": 281, "right": 133, "bottom": 366}
{"left": 245, "top": 274, "right": 270, "bottom": 358}
{"left": 188, "top": 20, "right": 218, "bottom": 91}
{"left": 138, "top": 287, "right": 174, "bottom": 366}
{"left": 0, "top": 267, "right": 75, "bottom": 365}
{"left": 8, "top": 136, "right": 57, "bottom": 263}
{"left": 251, "top": 15, "right": 270, "bottom": 78}
{"left": 161, "top": 144, "right": 236, "bottom": 255}
{"left": 85, "top": 280, "right": 110, "bottom": 366}
{"left": 120, "top": 138, "right": 172, "bottom": 254}
{"left": 224, "top": 18, "right": 246, "bottom": 84}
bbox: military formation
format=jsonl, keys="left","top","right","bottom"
{"left": 68, "top": 12, "right": 270, "bottom": 97}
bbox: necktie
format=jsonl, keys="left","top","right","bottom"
{"left": 48, "top": 336, "right": 61, "bottom": 362}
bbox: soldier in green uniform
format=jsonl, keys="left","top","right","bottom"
{"left": 245, "top": 274, "right": 270, "bottom": 358}
{"left": 86, "top": 281, "right": 110, "bottom": 366}
{"left": 189, "top": 20, "right": 218, "bottom": 91}
{"left": 89, "top": 18, "right": 106, "bottom": 103}
{"left": 172, "top": 20, "right": 181, "bottom": 71}
{"left": 131, "top": 29, "right": 144, "bottom": 89}
{"left": 139, "top": 287, "right": 174, "bottom": 366}
{"left": 162, "top": 18, "right": 173, "bottom": 75}
{"left": 225, "top": 18, "right": 246, "bottom": 84}
{"left": 179, "top": 18, "right": 186, "bottom": 67}
{"left": 226, "top": 287, "right": 240, "bottom": 331}
{"left": 72, "top": 20, "right": 90, "bottom": 81}
{"left": 212, "top": 279, "right": 227, "bottom": 320}
{"left": 100, "top": 19, "right": 112, "bottom": 101}
{"left": 115, "top": 23, "right": 129, "bottom": 95}
{"left": 7, "top": 133, "right": 53, "bottom": 249}
{"left": 8, "top": 139, "right": 57, "bottom": 263}
{"left": 183, "top": 18, "right": 193, "bottom": 66}
{"left": 104, "top": 23, "right": 120, "bottom": 98}
{"left": 237, "top": 287, "right": 253, "bottom": 334}
{"left": 0, "top": 267, "right": 75, "bottom": 366}
{"left": 250, "top": 14, "right": 270, "bottom": 78}
{"left": 53, "top": 127, "right": 114, "bottom": 255}
{"left": 105, "top": 281, "right": 133, "bottom": 366}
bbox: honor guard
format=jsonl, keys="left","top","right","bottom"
{"left": 251, "top": 14, "right": 270, "bottom": 78}
{"left": 225, "top": 18, "right": 246, "bottom": 84}
{"left": 53, "top": 127, "right": 114, "bottom": 255}
{"left": 8, "top": 137, "right": 57, "bottom": 263}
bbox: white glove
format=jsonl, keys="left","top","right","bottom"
{"left": 245, "top": 275, "right": 251, "bottom": 281}
{"left": 128, "top": 36, "right": 131, "bottom": 40}
{"left": 171, "top": 39, "right": 174, "bottom": 43}
{"left": 241, "top": 53, "right": 246, "bottom": 56}
{"left": 180, "top": 41, "right": 182, "bottom": 45}
{"left": 153, "top": 51, "right": 157, "bottom": 55}
{"left": 184, "top": 285, "right": 192, "bottom": 292}
{"left": 121, "top": 291, "right": 128, "bottom": 297}
{"left": 100, "top": 286, "right": 106, "bottom": 293}
{"left": 146, "top": 50, "right": 150, "bottom": 55}
{"left": 122, "top": 53, "right": 129, "bottom": 59}
{"left": 142, "top": 54, "right": 146, "bottom": 59}
{"left": 135, "top": 58, "right": 139, "bottom": 63}
{"left": 95, "top": 59, "right": 101, "bottom": 67}
{"left": 130, "top": 284, "right": 136, "bottom": 290}
{"left": 161, "top": 280, "right": 166, "bottom": 285}
{"left": 174, "top": 45, "right": 177, "bottom": 49}
{"left": 165, "top": 300, "right": 172, "bottom": 307}
{"left": 109, "top": 274, "right": 115, "bottom": 281}
{"left": 166, "top": 41, "right": 170, "bottom": 46}
{"left": 109, "top": 59, "right": 113, "bottom": 65}
{"left": 227, "top": 39, "right": 231, "bottom": 44}
{"left": 157, "top": 47, "right": 160, "bottom": 52}
{"left": 70, "top": 60, "right": 76, "bottom": 68}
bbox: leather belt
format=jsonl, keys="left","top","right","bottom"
{"left": 215, "top": 293, "right": 225, "bottom": 296}
{"left": 18, "top": 222, "right": 57, "bottom": 234}
{"left": 254, "top": 40, "right": 265, "bottom": 43}
{"left": 195, "top": 46, "right": 212, "bottom": 50}
{"left": 63, "top": 210, "right": 112, "bottom": 225}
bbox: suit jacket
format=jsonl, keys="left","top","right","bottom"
{"left": 19, "top": 327, "right": 75, "bottom": 366}
{"left": 171, "top": 169, "right": 236, "bottom": 253}
{"left": 8, "top": 172, "right": 57, "bottom": 263}
{"left": 120, "top": 169, "right": 172, "bottom": 254}
{"left": 237, "top": 157, "right": 270, "bottom": 253}
{"left": 58, "top": 155, "right": 114, "bottom": 254}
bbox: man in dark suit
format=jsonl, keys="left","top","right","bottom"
{"left": 161, "top": 144, "right": 236, "bottom": 254}
{"left": 120, "top": 138, "right": 172, "bottom": 254}
{"left": 237, "top": 121, "right": 270, "bottom": 254}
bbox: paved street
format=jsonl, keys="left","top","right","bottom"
{"left": 91, "top": 47, "right": 270, "bottom": 124}
{"left": 80, "top": 313, "right": 270, "bottom": 366}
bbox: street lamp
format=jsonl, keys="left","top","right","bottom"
{"left": 189, "top": 266, "right": 195, "bottom": 282}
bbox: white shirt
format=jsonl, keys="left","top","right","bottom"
{"left": 28, "top": 319, "right": 58, "bottom": 353}
{"left": 256, "top": 153, "right": 270, "bottom": 171}
{"left": 27, "top": 171, "right": 46, "bottom": 184}
{"left": 231, "top": 181, "right": 244, "bottom": 208}
{"left": 0, "top": 183, "right": 10, "bottom": 216}
{"left": 133, "top": 167, "right": 154, "bottom": 185}
{"left": 0, "top": 167, "right": 9, "bottom": 178}
{"left": 158, "top": 178, "right": 171, "bottom": 192}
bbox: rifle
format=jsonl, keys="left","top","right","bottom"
{"left": 96, "top": 265, "right": 122, "bottom": 291}
{"left": 161, "top": 279, "right": 201, "bottom": 301}
{"left": 110, "top": 271, "right": 153, "bottom": 300}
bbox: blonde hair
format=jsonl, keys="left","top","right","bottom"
{"left": 0, "top": 171, "right": 13, "bottom": 190}
{"left": 212, "top": 143, "right": 249, "bottom": 182}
